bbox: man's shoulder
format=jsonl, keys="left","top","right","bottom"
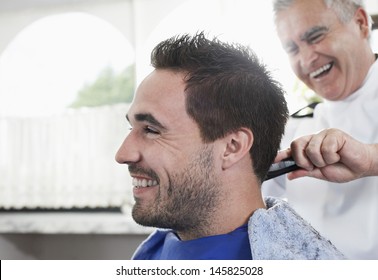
{"left": 132, "top": 229, "right": 170, "bottom": 260}
{"left": 248, "top": 197, "right": 345, "bottom": 259}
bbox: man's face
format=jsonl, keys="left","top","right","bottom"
{"left": 115, "top": 69, "right": 222, "bottom": 234}
{"left": 276, "top": 0, "right": 370, "bottom": 101}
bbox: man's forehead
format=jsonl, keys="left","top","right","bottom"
{"left": 136, "top": 69, "right": 186, "bottom": 101}
{"left": 127, "top": 69, "right": 188, "bottom": 125}
{"left": 276, "top": 5, "right": 333, "bottom": 42}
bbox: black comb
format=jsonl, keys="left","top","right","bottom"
{"left": 265, "top": 158, "right": 300, "bottom": 181}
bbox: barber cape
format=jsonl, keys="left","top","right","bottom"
{"left": 263, "top": 58, "right": 378, "bottom": 259}
{"left": 133, "top": 196, "right": 344, "bottom": 260}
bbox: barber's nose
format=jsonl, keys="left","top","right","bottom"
{"left": 299, "top": 45, "right": 318, "bottom": 70}
{"left": 115, "top": 132, "right": 141, "bottom": 164}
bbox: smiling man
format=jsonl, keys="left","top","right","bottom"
{"left": 115, "top": 32, "right": 344, "bottom": 260}
{"left": 263, "top": 0, "right": 378, "bottom": 259}
{"left": 275, "top": 0, "right": 374, "bottom": 101}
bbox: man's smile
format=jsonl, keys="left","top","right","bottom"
{"left": 132, "top": 176, "right": 159, "bottom": 189}
{"left": 309, "top": 62, "right": 333, "bottom": 79}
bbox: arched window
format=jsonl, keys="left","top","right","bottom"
{"left": 0, "top": 13, "right": 135, "bottom": 211}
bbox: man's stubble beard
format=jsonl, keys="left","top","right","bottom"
{"left": 132, "top": 145, "right": 222, "bottom": 236}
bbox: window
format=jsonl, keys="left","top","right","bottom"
{"left": 0, "top": 12, "right": 135, "bottom": 211}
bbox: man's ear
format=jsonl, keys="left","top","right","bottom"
{"left": 354, "top": 7, "right": 370, "bottom": 37}
{"left": 222, "top": 128, "right": 254, "bottom": 170}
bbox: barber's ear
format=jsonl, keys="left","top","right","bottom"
{"left": 354, "top": 7, "right": 370, "bottom": 37}
{"left": 222, "top": 128, "right": 254, "bottom": 170}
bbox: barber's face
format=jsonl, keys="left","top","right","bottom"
{"left": 115, "top": 69, "right": 221, "bottom": 233}
{"left": 276, "top": 0, "right": 371, "bottom": 101}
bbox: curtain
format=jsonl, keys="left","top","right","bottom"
{"left": 0, "top": 103, "right": 132, "bottom": 209}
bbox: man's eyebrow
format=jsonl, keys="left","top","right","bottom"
{"left": 300, "top": 26, "right": 329, "bottom": 41}
{"left": 126, "top": 113, "right": 167, "bottom": 130}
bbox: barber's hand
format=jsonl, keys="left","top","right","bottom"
{"left": 276, "top": 129, "right": 378, "bottom": 182}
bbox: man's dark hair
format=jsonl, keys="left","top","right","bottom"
{"left": 150, "top": 32, "right": 289, "bottom": 182}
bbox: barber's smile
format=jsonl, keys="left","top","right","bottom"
{"left": 309, "top": 62, "right": 334, "bottom": 79}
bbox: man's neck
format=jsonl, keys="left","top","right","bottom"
{"left": 176, "top": 187, "right": 266, "bottom": 241}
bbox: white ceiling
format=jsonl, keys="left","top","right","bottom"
{"left": 0, "top": 0, "right": 111, "bottom": 12}
{"left": 0, "top": 0, "right": 377, "bottom": 14}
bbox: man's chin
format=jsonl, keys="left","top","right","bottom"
{"left": 132, "top": 211, "right": 178, "bottom": 230}
{"left": 132, "top": 209, "right": 158, "bottom": 227}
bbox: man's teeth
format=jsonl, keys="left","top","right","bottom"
{"left": 309, "top": 63, "right": 332, "bottom": 78}
{"left": 132, "top": 178, "right": 158, "bottom": 188}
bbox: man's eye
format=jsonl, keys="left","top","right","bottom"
{"left": 308, "top": 33, "right": 325, "bottom": 44}
{"left": 284, "top": 43, "right": 298, "bottom": 56}
{"left": 144, "top": 126, "right": 159, "bottom": 134}
{"left": 286, "top": 46, "right": 298, "bottom": 56}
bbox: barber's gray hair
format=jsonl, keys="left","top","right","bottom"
{"left": 273, "top": 0, "right": 365, "bottom": 23}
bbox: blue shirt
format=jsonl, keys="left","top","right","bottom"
{"left": 133, "top": 224, "right": 252, "bottom": 260}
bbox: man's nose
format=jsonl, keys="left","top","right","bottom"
{"left": 299, "top": 45, "right": 318, "bottom": 70}
{"left": 115, "top": 132, "right": 141, "bottom": 164}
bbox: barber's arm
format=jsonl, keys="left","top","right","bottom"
{"left": 275, "top": 128, "right": 378, "bottom": 182}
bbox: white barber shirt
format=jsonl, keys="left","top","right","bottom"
{"left": 263, "top": 58, "right": 378, "bottom": 259}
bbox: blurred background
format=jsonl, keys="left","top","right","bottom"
{"left": 0, "top": 0, "right": 377, "bottom": 259}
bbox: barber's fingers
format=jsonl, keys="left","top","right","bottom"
{"left": 290, "top": 134, "right": 315, "bottom": 170}
{"left": 287, "top": 168, "right": 312, "bottom": 180}
{"left": 304, "top": 129, "right": 343, "bottom": 167}
{"left": 287, "top": 129, "right": 374, "bottom": 182}
{"left": 290, "top": 129, "right": 344, "bottom": 169}
{"left": 319, "top": 129, "right": 344, "bottom": 164}
{"left": 274, "top": 148, "right": 291, "bottom": 163}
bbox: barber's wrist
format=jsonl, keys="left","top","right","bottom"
{"left": 367, "top": 144, "right": 378, "bottom": 176}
